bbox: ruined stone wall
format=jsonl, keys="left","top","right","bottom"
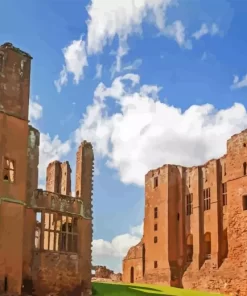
{"left": 123, "top": 129, "right": 247, "bottom": 296}
{"left": 0, "top": 42, "right": 31, "bottom": 121}
{"left": 75, "top": 141, "right": 94, "bottom": 294}
{"left": 32, "top": 252, "right": 82, "bottom": 296}
{"left": 61, "top": 161, "right": 72, "bottom": 196}
{"left": 46, "top": 160, "right": 72, "bottom": 195}
{"left": 22, "top": 126, "right": 40, "bottom": 287}
{"left": 122, "top": 240, "right": 144, "bottom": 283}
{"left": 142, "top": 166, "right": 170, "bottom": 284}
{"left": 0, "top": 43, "right": 32, "bottom": 295}
{"left": 94, "top": 266, "right": 113, "bottom": 278}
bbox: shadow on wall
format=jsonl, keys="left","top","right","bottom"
{"left": 92, "top": 283, "right": 175, "bottom": 296}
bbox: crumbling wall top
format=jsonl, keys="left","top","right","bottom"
{"left": 30, "top": 189, "right": 92, "bottom": 219}
{"left": 0, "top": 42, "right": 32, "bottom": 59}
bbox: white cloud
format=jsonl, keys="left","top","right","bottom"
{"left": 54, "top": 66, "right": 68, "bottom": 93}
{"left": 28, "top": 99, "right": 71, "bottom": 185}
{"left": 123, "top": 58, "right": 142, "bottom": 72}
{"left": 92, "top": 222, "right": 143, "bottom": 272}
{"left": 29, "top": 98, "right": 43, "bottom": 122}
{"left": 231, "top": 74, "right": 247, "bottom": 90}
{"left": 95, "top": 64, "right": 103, "bottom": 79}
{"left": 164, "top": 20, "right": 192, "bottom": 49}
{"left": 192, "top": 23, "right": 220, "bottom": 40}
{"left": 39, "top": 134, "right": 71, "bottom": 181}
{"left": 75, "top": 73, "right": 247, "bottom": 187}
{"left": 55, "top": 38, "right": 88, "bottom": 92}
{"left": 56, "top": 0, "right": 195, "bottom": 90}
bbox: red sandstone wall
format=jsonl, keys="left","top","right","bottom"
{"left": 123, "top": 129, "right": 247, "bottom": 295}
{"left": 0, "top": 43, "right": 31, "bottom": 295}
{"left": 46, "top": 161, "right": 72, "bottom": 195}
{"left": 0, "top": 43, "right": 31, "bottom": 121}
{"left": 23, "top": 126, "right": 40, "bottom": 286}
{"left": 75, "top": 142, "right": 94, "bottom": 294}
{"left": 122, "top": 241, "right": 143, "bottom": 283}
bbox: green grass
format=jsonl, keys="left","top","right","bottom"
{"left": 92, "top": 282, "right": 224, "bottom": 296}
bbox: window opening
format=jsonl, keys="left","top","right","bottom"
{"left": 42, "top": 212, "right": 78, "bottom": 253}
{"left": 3, "top": 157, "right": 15, "bottom": 183}
{"left": 243, "top": 195, "right": 247, "bottom": 211}
{"left": 0, "top": 54, "right": 4, "bottom": 73}
{"left": 244, "top": 162, "right": 247, "bottom": 176}
{"left": 154, "top": 207, "right": 158, "bottom": 219}
{"left": 186, "top": 193, "right": 193, "bottom": 215}
{"left": 222, "top": 183, "right": 227, "bottom": 206}
{"left": 4, "top": 276, "right": 8, "bottom": 292}
{"left": 203, "top": 188, "right": 211, "bottom": 211}
{"left": 154, "top": 177, "right": 158, "bottom": 188}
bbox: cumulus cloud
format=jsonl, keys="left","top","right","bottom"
{"left": 192, "top": 23, "right": 220, "bottom": 40}
{"left": 56, "top": 0, "right": 195, "bottom": 90}
{"left": 75, "top": 73, "right": 247, "bottom": 186}
{"left": 29, "top": 97, "right": 43, "bottom": 122}
{"left": 55, "top": 38, "right": 88, "bottom": 92}
{"left": 28, "top": 97, "right": 72, "bottom": 184}
{"left": 95, "top": 64, "right": 103, "bottom": 79}
{"left": 231, "top": 74, "right": 247, "bottom": 89}
{"left": 39, "top": 134, "right": 71, "bottom": 182}
{"left": 92, "top": 222, "right": 143, "bottom": 271}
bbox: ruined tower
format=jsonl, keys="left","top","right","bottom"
{"left": 0, "top": 42, "right": 33, "bottom": 294}
{"left": 75, "top": 141, "right": 94, "bottom": 294}
{"left": 46, "top": 160, "right": 72, "bottom": 195}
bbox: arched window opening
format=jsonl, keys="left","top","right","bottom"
{"left": 204, "top": 232, "right": 211, "bottom": 260}
{"left": 186, "top": 234, "right": 193, "bottom": 262}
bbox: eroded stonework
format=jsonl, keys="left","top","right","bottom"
{"left": 0, "top": 42, "right": 94, "bottom": 296}
{"left": 123, "top": 129, "right": 247, "bottom": 296}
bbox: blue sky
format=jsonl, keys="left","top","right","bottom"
{"left": 2, "top": 0, "right": 247, "bottom": 272}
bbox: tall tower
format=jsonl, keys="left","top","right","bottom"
{"left": 0, "top": 42, "right": 32, "bottom": 294}
{"left": 75, "top": 141, "right": 94, "bottom": 295}
{"left": 46, "top": 160, "right": 72, "bottom": 195}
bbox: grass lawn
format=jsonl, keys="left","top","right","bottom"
{"left": 92, "top": 282, "right": 224, "bottom": 296}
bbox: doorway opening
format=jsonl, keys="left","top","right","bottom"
{"left": 130, "top": 267, "right": 134, "bottom": 283}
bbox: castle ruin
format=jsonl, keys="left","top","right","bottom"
{"left": 123, "top": 128, "right": 247, "bottom": 295}
{"left": 0, "top": 42, "right": 94, "bottom": 296}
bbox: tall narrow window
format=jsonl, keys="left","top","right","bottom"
{"left": 203, "top": 188, "right": 211, "bottom": 211}
{"left": 224, "top": 163, "right": 226, "bottom": 176}
{"left": 42, "top": 212, "right": 78, "bottom": 253}
{"left": 154, "top": 207, "right": 158, "bottom": 219}
{"left": 0, "top": 54, "right": 4, "bottom": 73}
{"left": 243, "top": 195, "right": 247, "bottom": 211}
{"left": 222, "top": 183, "right": 227, "bottom": 206}
{"left": 154, "top": 236, "right": 158, "bottom": 243}
{"left": 4, "top": 276, "right": 8, "bottom": 292}
{"left": 154, "top": 223, "right": 158, "bottom": 231}
{"left": 204, "top": 232, "right": 211, "bottom": 260}
{"left": 154, "top": 261, "right": 158, "bottom": 268}
{"left": 186, "top": 193, "right": 193, "bottom": 215}
{"left": 154, "top": 177, "right": 158, "bottom": 188}
{"left": 244, "top": 162, "right": 247, "bottom": 176}
{"left": 3, "top": 157, "right": 15, "bottom": 183}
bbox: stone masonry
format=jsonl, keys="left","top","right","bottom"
{"left": 0, "top": 42, "right": 94, "bottom": 296}
{"left": 123, "top": 129, "right": 247, "bottom": 296}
